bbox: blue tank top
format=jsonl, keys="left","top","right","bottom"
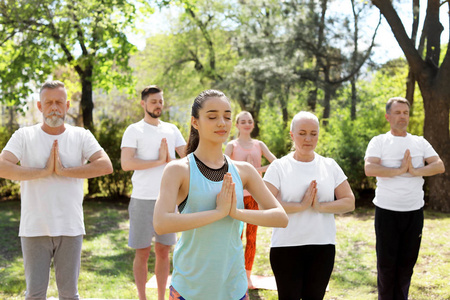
{"left": 171, "top": 153, "right": 247, "bottom": 300}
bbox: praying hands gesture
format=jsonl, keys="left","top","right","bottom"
{"left": 159, "top": 138, "right": 172, "bottom": 163}
{"left": 399, "top": 149, "right": 429, "bottom": 176}
{"left": 43, "top": 140, "right": 78, "bottom": 177}
{"left": 366, "top": 148, "right": 445, "bottom": 178}
{"left": 0, "top": 139, "right": 111, "bottom": 181}
{"left": 301, "top": 180, "right": 318, "bottom": 211}
{"left": 49, "top": 139, "right": 111, "bottom": 179}
{"left": 398, "top": 149, "right": 414, "bottom": 175}
{"left": 402, "top": 149, "right": 444, "bottom": 177}
{"left": 216, "top": 173, "right": 235, "bottom": 217}
{"left": 43, "top": 140, "right": 66, "bottom": 176}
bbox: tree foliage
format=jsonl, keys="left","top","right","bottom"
{"left": 0, "top": 0, "right": 150, "bottom": 130}
{"left": 89, "top": 118, "right": 132, "bottom": 199}
{"left": 2, "top": 0, "right": 448, "bottom": 211}
{"left": 0, "top": 126, "right": 19, "bottom": 199}
{"left": 370, "top": 0, "right": 450, "bottom": 211}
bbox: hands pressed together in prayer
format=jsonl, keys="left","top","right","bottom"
{"left": 44, "top": 140, "right": 66, "bottom": 176}
{"left": 216, "top": 173, "right": 239, "bottom": 218}
{"left": 299, "top": 180, "right": 324, "bottom": 212}
{"left": 398, "top": 149, "right": 420, "bottom": 176}
{"left": 159, "top": 138, "right": 172, "bottom": 164}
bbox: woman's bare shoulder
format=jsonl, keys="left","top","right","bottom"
{"left": 232, "top": 160, "right": 257, "bottom": 177}
{"left": 164, "top": 157, "right": 190, "bottom": 176}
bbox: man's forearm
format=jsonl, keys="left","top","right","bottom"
{"left": 121, "top": 157, "right": 166, "bottom": 171}
{"left": 410, "top": 161, "right": 445, "bottom": 177}
{"left": 57, "top": 158, "right": 113, "bottom": 179}
{"left": 365, "top": 163, "right": 405, "bottom": 177}
{"left": 0, "top": 161, "right": 51, "bottom": 181}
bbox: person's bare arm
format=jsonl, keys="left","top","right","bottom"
{"left": 408, "top": 155, "right": 445, "bottom": 177}
{"left": 0, "top": 149, "right": 54, "bottom": 181}
{"left": 265, "top": 180, "right": 316, "bottom": 214}
{"left": 224, "top": 142, "right": 234, "bottom": 157}
{"left": 229, "top": 162, "right": 288, "bottom": 227}
{"left": 55, "top": 141, "right": 113, "bottom": 178}
{"left": 255, "top": 141, "right": 277, "bottom": 172}
{"left": 364, "top": 150, "right": 410, "bottom": 177}
{"left": 312, "top": 180, "right": 355, "bottom": 214}
{"left": 175, "top": 145, "right": 187, "bottom": 158}
{"left": 154, "top": 160, "right": 233, "bottom": 235}
{"left": 121, "top": 138, "right": 168, "bottom": 171}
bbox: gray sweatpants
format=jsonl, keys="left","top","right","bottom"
{"left": 21, "top": 235, "right": 83, "bottom": 300}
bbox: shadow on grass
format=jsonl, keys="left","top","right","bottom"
{"left": 82, "top": 198, "right": 130, "bottom": 240}
{"left": 0, "top": 198, "right": 131, "bottom": 259}
{"left": 2, "top": 196, "right": 448, "bottom": 299}
{"left": 0, "top": 198, "right": 133, "bottom": 296}
{"left": 248, "top": 290, "right": 265, "bottom": 299}
{"left": 423, "top": 209, "right": 450, "bottom": 220}
{"left": 332, "top": 239, "right": 377, "bottom": 291}
{"left": 82, "top": 249, "right": 134, "bottom": 278}
{"left": 352, "top": 197, "right": 449, "bottom": 222}
{"left": 0, "top": 200, "right": 21, "bottom": 263}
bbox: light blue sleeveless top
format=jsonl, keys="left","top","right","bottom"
{"left": 171, "top": 153, "right": 247, "bottom": 300}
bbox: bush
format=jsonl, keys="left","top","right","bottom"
{"left": 90, "top": 118, "right": 132, "bottom": 199}
{"left": 258, "top": 104, "right": 292, "bottom": 159}
{"left": 257, "top": 101, "right": 387, "bottom": 198}
{"left": 316, "top": 107, "right": 387, "bottom": 197}
{"left": 0, "top": 126, "right": 20, "bottom": 200}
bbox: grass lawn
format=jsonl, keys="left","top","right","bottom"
{"left": 1, "top": 199, "right": 449, "bottom": 299}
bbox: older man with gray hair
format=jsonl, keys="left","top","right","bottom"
{"left": 0, "top": 80, "right": 113, "bottom": 299}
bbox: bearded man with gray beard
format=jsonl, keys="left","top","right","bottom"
{"left": 0, "top": 80, "right": 113, "bottom": 300}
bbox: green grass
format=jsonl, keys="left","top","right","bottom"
{"left": 1, "top": 199, "right": 449, "bottom": 299}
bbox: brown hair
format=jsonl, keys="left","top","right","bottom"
{"left": 141, "top": 85, "right": 162, "bottom": 101}
{"left": 386, "top": 97, "right": 410, "bottom": 113}
{"left": 186, "top": 89, "right": 229, "bottom": 155}
{"left": 235, "top": 111, "right": 252, "bottom": 124}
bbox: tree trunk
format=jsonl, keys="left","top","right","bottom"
{"left": 351, "top": 78, "right": 357, "bottom": 120}
{"left": 420, "top": 88, "right": 450, "bottom": 212}
{"left": 7, "top": 106, "right": 16, "bottom": 132}
{"left": 79, "top": 65, "right": 98, "bottom": 195}
{"left": 405, "top": 69, "right": 415, "bottom": 110}
{"left": 250, "top": 82, "right": 265, "bottom": 138}
{"left": 279, "top": 85, "right": 290, "bottom": 126}
{"left": 80, "top": 65, "right": 94, "bottom": 132}
{"left": 307, "top": 88, "right": 317, "bottom": 112}
{"left": 322, "top": 82, "right": 336, "bottom": 126}
{"left": 372, "top": 0, "right": 450, "bottom": 211}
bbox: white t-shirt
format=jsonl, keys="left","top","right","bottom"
{"left": 364, "top": 131, "right": 438, "bottom": 211}
{"left": 120, "top": 119, "right": 186, "bottom": 200}
{"left": 263, "top": 152, "right": 347, "bottom": 248}
{"left": 3, "top": 124, "right": 103, "bottom": 237}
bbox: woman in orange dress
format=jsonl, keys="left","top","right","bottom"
{"left": 225, "top": 111, "right": 277, "bottom": 289}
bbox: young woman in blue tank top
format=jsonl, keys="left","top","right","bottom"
{"left": 154, "top": 90, "right": 288, "bottom": 300}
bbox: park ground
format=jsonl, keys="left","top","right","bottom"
{"left": 0, "top": 198, "right": 449, "bottom": 300}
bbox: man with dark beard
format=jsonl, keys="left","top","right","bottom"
{"left": 0, "top": 80, "right": 113, "bottom": 299}
{"left": 121, "top": 85, "right": 186, "bottom": 300}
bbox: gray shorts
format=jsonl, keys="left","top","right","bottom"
{"left": 128, "top": 198, "right": 177, "bottom": 249}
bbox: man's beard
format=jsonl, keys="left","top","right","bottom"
{"left": 44, "top": 112, "right": 65, "bottom": 127}
{"left": 147, "top": 108, "right": 162, "bottom": 119}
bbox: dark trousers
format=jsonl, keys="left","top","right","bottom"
{"left": 270, "top": 244, "right": 335, "bottom": 300}
{"left": 375, "top": 206, "right": 423, "bottom": 300}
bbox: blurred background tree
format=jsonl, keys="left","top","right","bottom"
{"left": 0, "top": 0, "right": 152, "bottom": 131}
{"left": 1, "top": 0, "right": 448, "bottom": 211}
